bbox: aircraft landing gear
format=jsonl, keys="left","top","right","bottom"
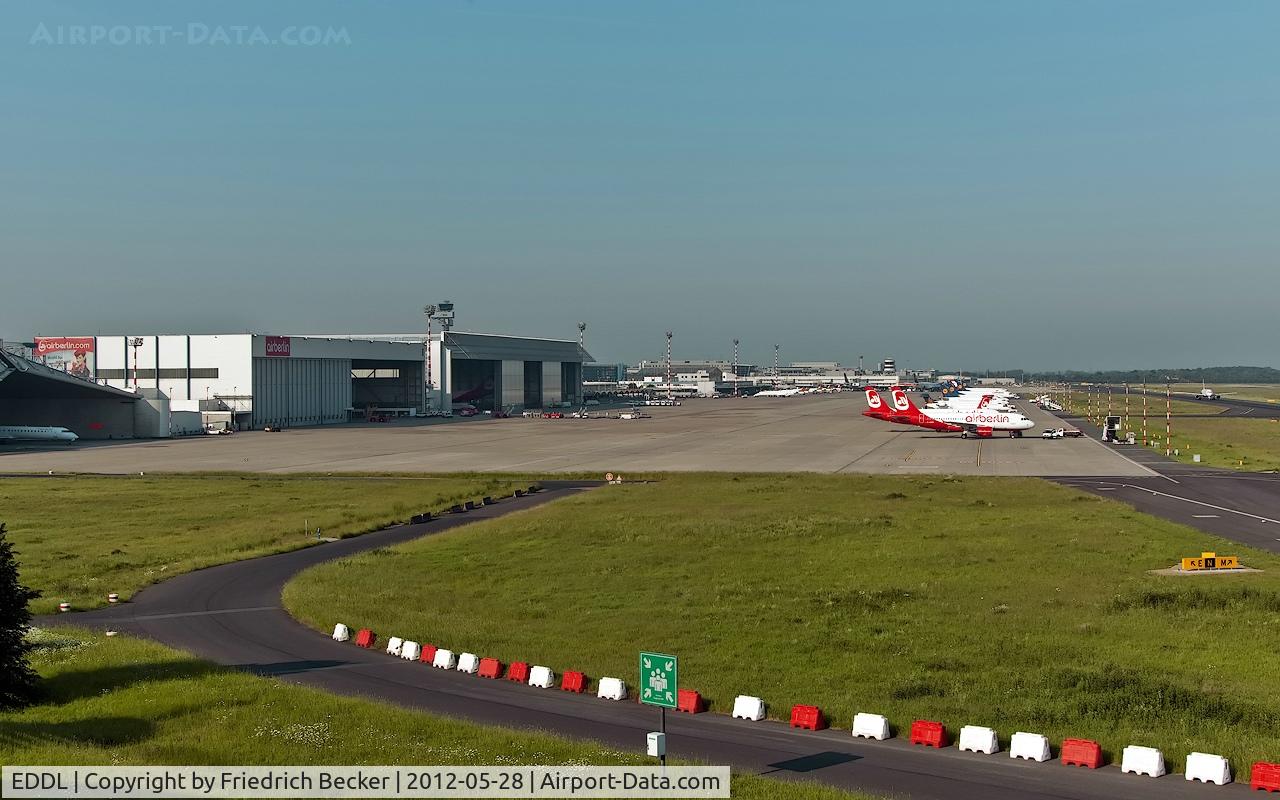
{"left": 1009, "top": 430, "right": 1023, "bottom": 438}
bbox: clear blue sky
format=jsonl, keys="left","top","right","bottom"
{"left": 3, "top": 1, "right": 1277, "bottom": 371}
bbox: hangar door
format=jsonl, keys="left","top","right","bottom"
{"left": 252, "top": 357, "right": 352, "bottom": 427}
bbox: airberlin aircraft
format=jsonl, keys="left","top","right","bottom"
{"left": 863, "top": 388, "right": 961, "bottom": 431}
{"left": 864, "top": 389, "right": 1035, "bottom": 438}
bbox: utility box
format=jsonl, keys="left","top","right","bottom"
{"left": 647, "top": 732, "right": 666, "bottom": 758}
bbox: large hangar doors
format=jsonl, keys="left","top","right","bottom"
{"left": 252, "top": 357, "right": 352, "bottom": 427}
{"left": 541, "top": 362, "right": 562, "bottom": 407}
{"left": 500, "top": 361, "right": 524, "bottom": 410}
{"left": 561, "top": 362, "right": 581, "bottom": 406}
{"left": 450, "top": 358, "right": 498, "bottom": 411}
{"left": 351, "top": 360, "right": 423, "bottom": 413}
{"left": 523, "top": 361, "right": 542, "bottom": 409}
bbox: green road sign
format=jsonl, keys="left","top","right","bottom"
{"left": 639, "top": 651, "right": 678, "bottom": 709}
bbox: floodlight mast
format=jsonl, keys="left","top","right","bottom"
{"left": 129, "top": 337, "right": 144, "bottom": 389}
{"left": 665, "top": 331, "right": 673, "bottom": 402}
{"left": 732, "top": 338, "right": 740, "bottom": 398}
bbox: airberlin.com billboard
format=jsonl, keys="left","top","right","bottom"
{"left": 34, "top": 337, "right": 95, "bottom": 378}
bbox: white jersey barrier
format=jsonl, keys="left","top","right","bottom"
{"left": 457, "top": 653, "right": 480, "bottom": 674}
{"left": 958, "top": 725, "right": 1000, "bottom": 755}
{"left": 1121, "top": 745, "right": 1166, "bottom": 777}
{"left": 1185, "top": 752, "right": 1231, "bottom": 785}
{"left": 1009, "top": 732, "right": 1051, "bottom": 762}
{"left": 400, "top": 641, "right": 421, "bottom": 661}
{"left": 385, "top": 636, "right": 404, "bottom": 657}
{"left": 528, "top": 665, "right": 555, "bottom": 688}
{"left": 331, "top": 623, "right": 350, "bottom": 642}
{"left": 851, "top": 713, "right": 890, "bottom": 741}
{"left": 596, "top": 677, "right": 627, "bottom": 701}
{"left": 731, "top": 695, "right": 766, "bottom": 721}
{"left": 432, "top": 648, "right": 458, "bottom": 669}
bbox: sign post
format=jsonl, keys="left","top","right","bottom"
{"left": 639, "top": 651, "right": 678, "bottom": 768}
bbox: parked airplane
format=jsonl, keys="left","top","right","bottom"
{"left": 862, "top": 388, "right": 902, "bottom": 422}
{"left": 925, "top": 392, "right": 1017, "bottom": 413}
{"left": 0, "top": 425, "right": 79, "bottom": 443}
{"left": 863, "top": 388, "right": 961, "bottom": 431}
{"left": 890, "top": 389, "right": 1034, "bottom": 438}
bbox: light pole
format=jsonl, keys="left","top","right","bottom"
{"left": 576, "top": 323, "right": 588, "bottom": 407}
{"left": 732, "top": 338, "right": 740, "bottom": 398}
{"left": 1166, "top": 380, "right": 1172, "bottom": 457}
{"left": 774, "top": 344, "right": 780, "bottom": 382}
{"left": 665, "top": 331, "right": 673, "bottom": 402}
{"left": 129, "top": 337, "right": 144, "bottom": 389}
{"left": 1142, "top": 376, "right": 1148, "bottom": 446}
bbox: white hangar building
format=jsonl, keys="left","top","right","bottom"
{"left": 34, "top": 330, "right": 587, "bottom": 431}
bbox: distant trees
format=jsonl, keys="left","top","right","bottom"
{"left": 1025, "top": 366, "right": 1280, "bottom": 384}
{"left": 0, "top": 522, "right": 41, "bottom": 709}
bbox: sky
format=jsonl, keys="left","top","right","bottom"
{"left": 2, "top": 1, "right": 1278, "bottom": 371}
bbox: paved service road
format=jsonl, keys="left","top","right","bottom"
{"left": 1050, "top": 413, "right": 1280, "bottom": 555}
{"left": 47, "top": 483, "right": 1248, "bottom": 800}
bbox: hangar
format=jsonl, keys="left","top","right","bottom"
{"left": 46, "top": 333, "right": 424, "bottom": 430}
{"left": 24, "top": 329, "right": 588, "bottom": 432}
{"left": 430, "top": 331, "right": 588, "bottom": 413}
{"left": 324, "top": 331, "right": 589, "bottom": 414}
{"left": 0, "top": 349, "right": 140, "bottom": 439}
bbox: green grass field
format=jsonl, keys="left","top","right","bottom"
{"left": 287, "top": 474, "right": 1280, "bottom": 778}
{"left": 1145, "top": 417, "right": 1280, "bottom": 471}
{"left": 0, "top": 627, "right": 869, "bottom": 800}
{"left": 0, "top": 475, "right": 517, "bottom": 614}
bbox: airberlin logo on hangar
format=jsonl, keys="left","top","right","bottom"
{"left": 264, "top": 336, "right": 291, "bottom": 357}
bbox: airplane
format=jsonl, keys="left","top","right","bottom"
{"left": 1196, "top": 381, "right": 1221, "bottom": 400}
{"left": 861, "top": 388, "right": 897, "bottom": 421}
{"left": 925, "top": 392, "right": 1018, "bottom": 412}
{"left": 890, "top": 389, "right": 1035, "bottom": 438}
{"left": 863, "top": 388, "right": 961, "bottom": 431}
{"left": 0, "top": 425, "right": 79, "bottom": 443}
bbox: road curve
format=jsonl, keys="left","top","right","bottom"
{"left": 47, "top": 481, "right": 1248, "bottom": 800}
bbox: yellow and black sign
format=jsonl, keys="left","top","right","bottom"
{"left": 1181, "top": 552, "right": 1240, "bottom": 571}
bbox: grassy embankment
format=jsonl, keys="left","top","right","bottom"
{"left": 0, "top": 475, "right": 519, "bottom": 613}
{"left": 1150, "top": 417, "right": 1280, "bottom": 471}
{"left": 287, "top": 474, "right": 1280, "bottom": 777}
{"left": 0, "top": 628, "right": 867, "bottom": 800}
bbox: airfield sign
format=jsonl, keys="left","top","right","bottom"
{"left": 640, "top": 651, "right": 678, "bottom": 709}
